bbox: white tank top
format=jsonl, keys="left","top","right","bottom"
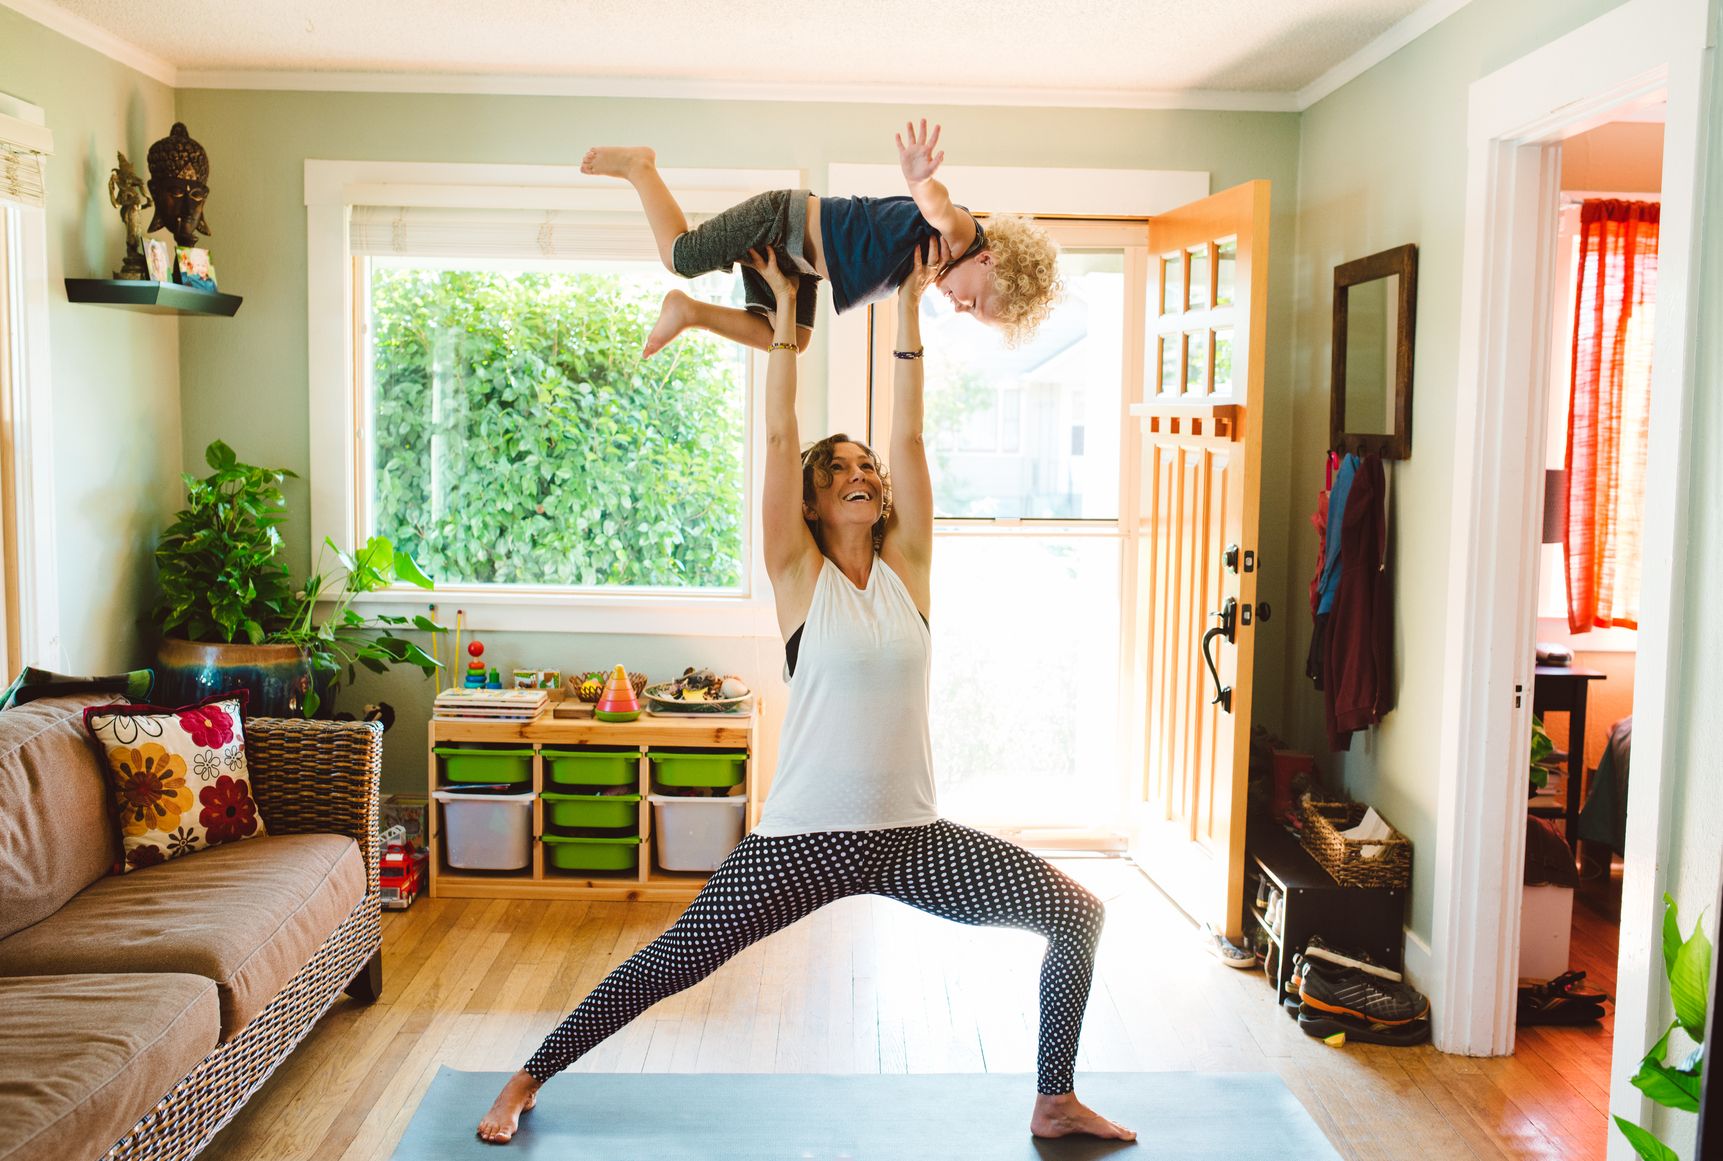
{"left": 753, "top": 555, "right": 939, "bottom": 836}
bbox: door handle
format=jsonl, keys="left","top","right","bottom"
{"left": 1201, "top": 599, "right": 1236, "bottom": 714}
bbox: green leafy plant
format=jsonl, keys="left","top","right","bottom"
{"left": 153, "top": 440, "right": 297, "bottom": 643}
{"left": 1614, "top": 893, "right": 1712, "bottom": 1160}
{"left": 368, "top": 268, "right": 745, "bottom": 589}
{"left": 273, "top": 535, "right": 443, "bottom": 718}
{"left": 1529, "top": 715, "right": 1563, "bottom": 792}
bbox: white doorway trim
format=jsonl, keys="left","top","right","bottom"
{"left": 1431, "top": 0, "right": 1708, "bottom": 1135}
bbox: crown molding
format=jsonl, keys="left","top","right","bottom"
{"left": 0, "top": 0, "right": 176, "bottom": 86}
{"left": 178, "top": 69, "right": 1304, "bottom": 112}
{"left": 1296, "top": 0, "right": 1474, "bottom": 109}
{"left": 6, "top": 0, "right": 1473, "bottom": 115}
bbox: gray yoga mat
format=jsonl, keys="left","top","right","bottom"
{"left": 390, "top": 1067, "right": 1341, "bottom": 1160}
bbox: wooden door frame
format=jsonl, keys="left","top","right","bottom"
{"left": 1433, "top": 2, "right": 1707, "bottom": 1134}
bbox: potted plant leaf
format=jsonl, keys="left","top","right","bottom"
{"left": 155, "top": 441, "right": 443, "bottom": 716}
{"left": 272, "top": 535, "right": 442, "bottom": 718}
{"left": 1614, "top": 893, "right": 1712, "bottom": 1159}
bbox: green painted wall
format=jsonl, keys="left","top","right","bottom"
{"left": 169, "top": 89, "right": 1303, "bottom": 794}
{"left": 1287, "top": 0, "right": 1635, "bottom": 946}
{"left": 0, "top": 8, "right": 181, "bottom": 672}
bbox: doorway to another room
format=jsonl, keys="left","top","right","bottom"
{"left": 1519, "top": 107, "right": 1663, "bottom": 1105}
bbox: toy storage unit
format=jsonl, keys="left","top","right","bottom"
{"left": 427, "top": 700, "right": 759, "bottom": 902}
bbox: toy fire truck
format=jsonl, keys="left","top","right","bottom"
{"left": 379, "top": 825, "right": 426, "bottom": 909}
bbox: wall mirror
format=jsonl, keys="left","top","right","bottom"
{"left": 1331, "top": 243, "right": 1417, "bottom": 460}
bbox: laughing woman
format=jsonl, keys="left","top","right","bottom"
{"left": 477, "top": 241, "right": 1132, "bottom": 1146}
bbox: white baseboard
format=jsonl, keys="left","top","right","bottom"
{"left": 1402, "top": 926, "right": 1433, "bottom": 994}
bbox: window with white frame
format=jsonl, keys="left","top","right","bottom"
{"left": 871, "top": 225, "right": 1139, "bottom": 831}
{"left": 0, "top": 96, "right": 57, "bottom": 673}
{"left": 350, "top": 206, "right": 752, "bottom": 594}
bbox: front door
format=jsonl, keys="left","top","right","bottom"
{"left": 1128, "top": 181, "right": 1271, "bottom": 940}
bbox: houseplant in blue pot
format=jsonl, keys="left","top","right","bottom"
{"left": 154, "top": 440, "right": 442, "bottom": 716}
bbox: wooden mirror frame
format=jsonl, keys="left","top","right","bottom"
{"left": 1330, "top": 243, "right": 1417, "bottom": 460}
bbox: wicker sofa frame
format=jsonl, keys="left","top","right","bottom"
{"left": 99, "top": 716, "right": 385, "bottom": 1161}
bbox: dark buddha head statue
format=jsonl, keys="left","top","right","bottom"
{"left": 146, "top": 123, "right": 211, "bottom": 248}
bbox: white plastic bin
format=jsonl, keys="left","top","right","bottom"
{"left": 433, "top": 788, "right": 535, "bottom": 870}
{"left": 648, "top": 793, "right": 748, "bottom": 871}
{"left": 1519, "top": 884, "right": 1575, "bottom": 980}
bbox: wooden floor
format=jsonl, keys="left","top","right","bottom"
{"left": 197, "top": 856, "right": 1616, "bottom": 1160}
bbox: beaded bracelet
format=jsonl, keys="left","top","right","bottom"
{"left": 893, "top": 348, "right": 925, "bottom": 360}
{"left": 768, "top": 342, "right": 798, "bottom": 352}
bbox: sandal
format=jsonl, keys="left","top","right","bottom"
{"left": 1517, "top": 971, "right": 1609, "bottom": 1025}
{"left": 1201, "top": 922, "right": 1259, "bottom": 969}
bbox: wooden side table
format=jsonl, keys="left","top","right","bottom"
{"left": 1532, "top": 665, "right": 1607, "bottom": 844}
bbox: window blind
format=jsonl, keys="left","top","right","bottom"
{"left": 349, "top": 205, "right": 700, "bottom": 263}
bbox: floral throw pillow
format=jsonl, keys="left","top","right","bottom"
{"left": 84, "top": 690, "right": 267, "bottom": 872}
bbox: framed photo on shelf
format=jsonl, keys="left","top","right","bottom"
{"left": 144, "top": 238, "right": 173, "bottom": 283}
{"left": 175, "top": 247, "right": 217, "bottom": 292}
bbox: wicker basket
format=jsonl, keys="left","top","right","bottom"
{"left": 1300, "top": 794, "right": 1412, "bottom": 889}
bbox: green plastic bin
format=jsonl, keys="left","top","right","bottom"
{"left": 651, "top": 749, "right": 748, "bottom": 788}
{"left": 543, "top": 747, "right": 638, "bottom": 791}
{"left": 542, "top": 834, "right": 641, "bottom": 872}
{"left": 541, "top": 792, "right": 640, "bottom": 831}
{"left": 434, "top": 746, "right": 534, "bottom": 785}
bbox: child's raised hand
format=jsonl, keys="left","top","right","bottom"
{"left": 896, "top": 119, "right": 944, "bottom": 184}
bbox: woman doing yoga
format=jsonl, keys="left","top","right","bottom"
{"left": 477, "top": 240, "right": 1135, "bottom": 1145}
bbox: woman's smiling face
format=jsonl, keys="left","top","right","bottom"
{"left": 806, "top": 442, "right": 884, "bottom": 530}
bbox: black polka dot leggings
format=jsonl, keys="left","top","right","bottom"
{"left": 522, "top": 819, "right": 1105, "bottom": 1094}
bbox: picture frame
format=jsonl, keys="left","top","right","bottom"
{"left": 175, "top": 246, "right": 218, "bottom": 292}
{"left": 144, "top": 238, "right": 173, "bottom": 283}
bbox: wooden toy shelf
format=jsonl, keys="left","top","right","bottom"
{"left": 427, "top": 698, "right": 759, "bottom": 902}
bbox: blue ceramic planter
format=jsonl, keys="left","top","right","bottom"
{"left": 154, "top": 638, "right": 329, "bottom": 717}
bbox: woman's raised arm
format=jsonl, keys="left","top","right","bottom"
{"left": 881, "top": 238, "right": 942, "bottom": 606}
{"left": 754, "top": 249, "right": 821, "bottom": 598}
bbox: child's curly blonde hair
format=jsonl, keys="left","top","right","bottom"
{"left": 982, "top": 214, "right": 1062, "bottom": 347}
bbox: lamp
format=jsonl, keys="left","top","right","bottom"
{"left": 1542, "top": 469, "right": 1568, "bottom": 544}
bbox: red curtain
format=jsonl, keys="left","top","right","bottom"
{"left": 1565, "top": 199, "right": 1658, "bottom": 633}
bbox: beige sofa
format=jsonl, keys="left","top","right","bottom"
{"left": 0, "top": 693, "right": 384, "bottom": 1161}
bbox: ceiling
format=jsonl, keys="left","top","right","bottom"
{"left": 21, "top": 0, "right": 1448, "bottom": 106}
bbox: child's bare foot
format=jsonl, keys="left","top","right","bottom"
{"left": 476, "top": 1070, "right": 540, "bottom": 1145}
{"left": 1030, "top": 1091, "right": 1137, "bottom": 1141}
{"left": 643, "top": 289, "right": 694, "bottom": 357}
{"left": 581, "top": 146, "right": 656, "bottom": 180}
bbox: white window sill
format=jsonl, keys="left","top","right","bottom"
{"left": 347, "top": 587, "right": 779, "bottom": 638}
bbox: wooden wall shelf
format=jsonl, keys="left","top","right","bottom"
{"left": 64, "top": 278, "right": 242, "bottom": 316}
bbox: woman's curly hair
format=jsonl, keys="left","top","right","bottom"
{"left": 801, "top": 433, "right": 892, "bottom": 554}
{"left": 981, "top": 214, "right": 1062, "bottom": 347}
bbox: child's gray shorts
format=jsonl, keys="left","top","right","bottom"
{"left": 671, "top": 188, "right": 820, "bottom": 330}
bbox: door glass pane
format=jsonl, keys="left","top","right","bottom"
{"left": 1213, "top": 327, "right": 1234, "bottom": 394}
{"left": 1215, "top": 239, "right": 1237, "bottom": 306}
{"left": 1159, "top": 334, "right": 1181, "bottom": 395}
{"left": 930, "top": 536, "right": 1121, "bottom": 828}
{"left": 1160, "top": 254, "right": 1183, "bottom": 315}
{"left": 1184, "top": 328, "right": 1208, "bottom": 395}
{"left": 1187, "top": 245, "right": 1210, "bottom": 310}
{"left": 922, "top": 250, "right": 1122, "bottom": 519}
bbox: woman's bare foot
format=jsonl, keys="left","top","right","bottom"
{"left": 1030, "top": 1091, "right": 1137, "bottom": 1141}
{"left": 581, "top": 145, "right": 656, "bottom": 180}
{"left": 476, "top": 1070, "right": 541, "bottom": 1145}
{"left": 643, "top": 289, "right": 694, "bottom": 357}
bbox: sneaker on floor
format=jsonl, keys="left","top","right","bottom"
{"left": 1299, "top": 958, "right": 1430, "bottom": 1025}
{"left": 1201, "top": 922, "right": 1259, "bottom": 969}
{"left": 1301, "top": 935, "right": 1403, "bottom": 982}
{"left": 1297, "top": 1007, "right": 1432, "bottom": 1046}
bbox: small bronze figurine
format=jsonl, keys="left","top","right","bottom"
{"left": 146, "top": 122, "right": 211, "bottom": 248}
{"left": 107, "top": 152, "right": 151, "bottom": 280}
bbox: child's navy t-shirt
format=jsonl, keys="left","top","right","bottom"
{"left": 820, "top": 195, "right": 986, "bottom": 315}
